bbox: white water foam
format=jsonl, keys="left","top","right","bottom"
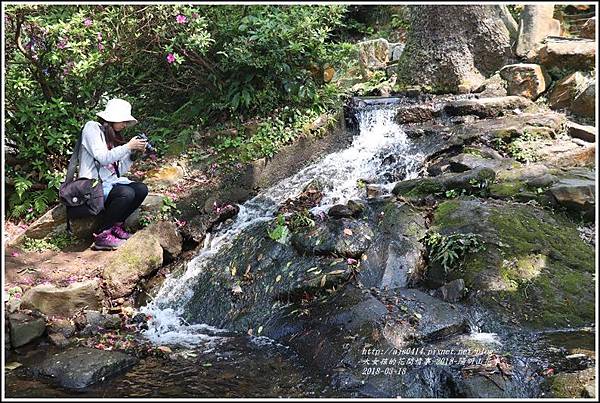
{"left": 142, "top": 105, "right": 425, "bottom": 347}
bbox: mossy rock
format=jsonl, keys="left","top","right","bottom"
{"left": 428, "top": 199, "right": 594, "bottom": 330}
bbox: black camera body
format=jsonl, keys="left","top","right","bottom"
{"left": 135, "top": 132, "right": 156, "bottom": 153}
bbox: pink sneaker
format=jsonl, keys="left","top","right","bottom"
{"left": 111, "top": 222, "right": 132, "bottom": 240}
{"left": 92, "top": 229, "right": 125, "bottom": 250}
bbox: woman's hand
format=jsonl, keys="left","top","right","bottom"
{"left": 127, "top": 136, "right": 147, "bottom": 151}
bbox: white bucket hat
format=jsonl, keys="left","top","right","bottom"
{"left": 96, "top": 98, "right": 138, "bottom": 126}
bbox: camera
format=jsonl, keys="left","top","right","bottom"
{"left": 135, "top": 132, "right": 156, "bottom": 153}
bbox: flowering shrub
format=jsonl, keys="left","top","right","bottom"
{"left": 5, "top": 4, "right": 351, "bottom": 221}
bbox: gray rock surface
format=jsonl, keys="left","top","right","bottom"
{"left": 31, "top": 347, "right": 137, "bottom": 389}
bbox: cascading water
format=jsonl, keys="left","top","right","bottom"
{"left": 141, "top": 103, "right": 426, "bottom": 347}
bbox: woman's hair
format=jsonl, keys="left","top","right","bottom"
{"left": 97, "top": 118, "right": 126, "bottom": 150}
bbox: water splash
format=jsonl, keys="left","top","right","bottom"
{"left": 142, "top": 104, "right": 424, "bottom": 346}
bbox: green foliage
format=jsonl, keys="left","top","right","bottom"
{"left": 289, "top": 209, "right": 315, "bottom": 231}
{"left": 267, "top": 214, "right": 291, "bottom": 244}
{"left": 6, "top": 4, "right": 354, "bottom": 220}
{"left": 425, "top": 231, "right": 485, "bottom": 274}
{"left": 20, "top": 231, "right": 75, "bottom": 252}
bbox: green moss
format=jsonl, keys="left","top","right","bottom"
{"left": 433, "top": 200, "right": 462, "bottom": 228}
{"left": 484, "top": 206, "right": 595, "bottom": 328}
{"left": 400, "top": 178, "right": 444, "bottom": 198}
{"left": 463, "top": 147, "right": 486, "bottom": 158}
{"left": 489, "top": 181, "right": 525, "bottom": 198}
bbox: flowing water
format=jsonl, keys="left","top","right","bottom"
{"left": 141, "top": 104, "right": 425, "bottom": 347}
{"left": 6, "top": 101, "right": 595, "bottom": 398}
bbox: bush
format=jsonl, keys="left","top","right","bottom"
{"left": 5, "top": 4, "right": 353, "bottom": 221}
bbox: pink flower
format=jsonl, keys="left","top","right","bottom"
{"left": 97, "top": 32, "right": 102, "bottom": 40}
{"left": 14, "top": 293, "right": 22, "bottom": 300}
{"left": 347, "top": 258, "right": 358, "bottom": 265}
{"left": 176, "top": 14, "right": 187, "bottom": 24}
{"left": 83, "top": 18, "right": 92, "bottom": 27}
{"left": 166, "top": 53, "right": 175, "bottom": 64}
{"left": 11, "top": 251, "right": 20, "bottom": 257}
{"left": 97, "top": 43, "right": 104, "bottom": 51}
{"left": 57, "top": 38, "right": 67, "bottom": 49}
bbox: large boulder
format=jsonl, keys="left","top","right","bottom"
{"left": 291, "top": 218, "right": 374, "bottom": 259}
{"left": 538, "top": 37, "right": 596, "bottom": 72}
{"left": 566, "top": 121, "right": 596, "bottom": 142}
{"left": 570, "top": 81, "right": 595, "bottom": 119}
{"left": 426, "top": 199, "right": 595, "bottom": 330}
{"left": 9, "top": 312, "right": 46, "bottom": 348}
{"left": 20, "top": 279, "right": 104, "bottom": 317}
{"left": 579, "top": 17, "right": 595, "bottom": 39}
{"left": 498, "top": 64, "right": 549, "bottom": 99}
{"left": 548, "top": 176, "right": 595, "bottom": 220}
{"left": 547, "top": 71, "right": 589, "bottom": 110}
{"left": 357, "top": 38, "right": 389, "bottom": 77}
{"left": 515, "top": 5, "right": 561, "bottom": 59}
{"left": 145, "top": 220, "right": 182, "bottom": 260}
{"left": 8, "top": 192, "right": 168, "bottom": 245}
{"left": 443, "top": 96, "right": 536, "bottom": 118}
{"left": 392, "top": 168, "right": 496, "bottom": 198}
{"left": 102, "top": 230, "right": 164, "bottom": 298}
{"left": 31, "top": 347, "right": 137, "bottom": 389}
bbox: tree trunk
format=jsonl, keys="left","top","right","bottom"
{"left": 397, "top": 5, "right": 514, "bottom": 94}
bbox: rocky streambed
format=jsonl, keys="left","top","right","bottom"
{"left": 5, "top": 94, "right": 596, "bottom": 398}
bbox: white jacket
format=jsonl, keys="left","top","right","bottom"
{"left": 78, "top": 121, "right": 133, "bottom": 198}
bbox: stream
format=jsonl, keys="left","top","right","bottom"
{"left": 5, "top": 99, "right": 596, "bottom": 398}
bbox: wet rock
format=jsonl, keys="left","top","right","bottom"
{"left": 20, "top": 280, "right": 103, "bottom": 317}
{"left": 538, "top": 37, "right": 596, "bottom": 72}
{"left": 566, "top": 121, "right": 596, "bottom": 142}
{"left": 328, "top": 200, "right": 365, "bottom": 218}
{"left": 31, "top": 347, "right": 137, "bottom": 389}
{"left": 499, "top": 64, "right": 549, "bottom": 99}
{"left": 366, "top": 184, "right": 386, "bottom": 199}
{"left": 357, "top": 38, "right": 389, "bottom": 74}
{"left": 359, "top": 201, "right": 428, "bottom": 289}
{"left": 48, "top": 333, "right": 70, "bottom": 348}
{"left": 48, "top": 319, "right": 76, "bottom": 338}
{"left": 102, "top": 230, "right": 163, "bottom": 298}
{"left": 433, "top": 279, "right": 466, "bottom": 302}
{"left": 347, "top": 199, "right": 366, "bottom": 216}
{"left": 84, "top": 310, "right": 121, "bottom": 330}
{"left": 542, "top": 367, "right": 595, "bottom": 398}
{"left": 392, "top": 168, "right": 496, "bottom": 198}
{"left": 427, "top": 198, "right": 595, "bottom": 330}
{"left": 145, "top": 164, "right": 185, "bottom": 188}
{"left": 395, "top": 104, "right": 441, "bottom": 124}
{"left": 291, "top": 218, "right": 374, "bottom": 258}
{"left": 547, "top": 71, "right": 591, "bottom": 112}
{"left": 448, "top": 153, "right": 511, "bottom": 173}
{"left": 443, "top": 96, "right": 535, "bottom": 118}
{"left": 580, "top": 17, "right": 595, "bottom": 39}
{"left": 548, "top": 177, "right": 595, "bottom": 219}
{"left": 278, "top": 181, "right": 324, "bottom": 214}
{"left": 328, "top": 204, "right": 354, "bottom": 218}
{"left": 383, "top": 288, "right": 470, "bottom": 346}
{"left": 515, "top": 5, "right": 561, "bottom": 59}
{"left": 571, "top": 81, "right": 595, "bottom": 119}
{"left": 9, "top": 312, "right": 46, "bottom": 348}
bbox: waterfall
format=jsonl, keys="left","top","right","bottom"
{"left": 141, "top": 102, "right": 425, "bottom": 347}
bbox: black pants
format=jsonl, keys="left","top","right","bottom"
{"left": 98, "top": 182, "right": 148, "bottom": 232}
